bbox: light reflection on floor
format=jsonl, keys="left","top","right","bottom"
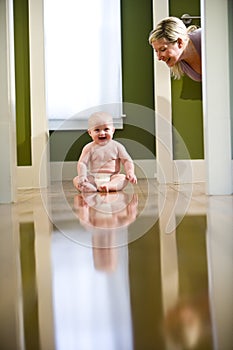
{"left": 0, "top": 180, "right": 232, "bottom": 350}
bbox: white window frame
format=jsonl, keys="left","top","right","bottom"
{"left": 43, "top": 0, "right": 124, "bottom": 130}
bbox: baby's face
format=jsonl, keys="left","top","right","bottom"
{"left": 88, "top": 123, "right": 115, "bottom": 145}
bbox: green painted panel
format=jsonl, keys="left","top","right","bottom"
{"left": 49, "top": 130, "right": 90, "bottom": 162}
{"left": 169, "top": 1, "right": 204, "bottom": 159}
{"left": 121, "top": 0, "right": 154, "bottom": 110}
{"left": 13, "top": 0, "right": 32, "bottom": 165}
{"left": 172, "top": 78, "right": 204, "bottom": 159}
{"left": 119, "top": 0, "right": 156, "bottom": 158}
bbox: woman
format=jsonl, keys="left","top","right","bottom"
{"left": 149, "top": 16, "right": 202, "bottom": 81}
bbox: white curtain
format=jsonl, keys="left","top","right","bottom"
{"left": 44, "top": 0, "right": 122, "bottom": 122}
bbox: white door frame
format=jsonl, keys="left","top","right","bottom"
{"left": 201, "top": 0, "right": 232, "bottom": 194}
{"left": 0, "top": 0, "right": 17, "bottom": 203}
{"left": 17, "top": 0, "right": 49, "bottom": 189}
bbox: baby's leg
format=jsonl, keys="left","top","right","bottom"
{"left": 81, "top": 182, "right": 98, "bottom": 193}
{"left": 73, "top": 175, "right": 97, "bottom": 192}
{"left": 98, "top": 174, "right": 128, "bottom": 192}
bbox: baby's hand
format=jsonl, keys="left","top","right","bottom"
{"left": 78, "top": 176, "right": 88, "bottom": 185}
{"left": 126, "top": 173, "right": 137, "bottom": 184}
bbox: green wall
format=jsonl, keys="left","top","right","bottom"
{"left": 116, "top": 0, "right": 155, "bottom": 159}
{"left": 169, "top": 0, "right": 204, "bottom": 159}
{"left": 13, "top": 0, "right": 32, "bottom": 166}
{"left": 121, "top": 0, "right": 154, "bottom": 109}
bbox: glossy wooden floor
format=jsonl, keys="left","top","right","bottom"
{"left": 0, "top": 180, "right": 232, "bottom": 350}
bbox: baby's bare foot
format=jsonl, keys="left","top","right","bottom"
{"left": 81, "top": 182, "right": 97, "bottom": 193}
{"left": 98, "top": 184, "right": 109, "bottom": 192}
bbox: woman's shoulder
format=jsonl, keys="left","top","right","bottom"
{"left": 189, "top": 27, "right": 202, "bottom": 55}
{"left": 189, "top": 27, "right": 201, "bottom": 40}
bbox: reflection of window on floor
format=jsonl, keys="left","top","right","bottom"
{"left": 44, "top": 0, "right": 122, "bottom": 125}
{"left": 51, "top": 232, "right": 133, "bottom": 349}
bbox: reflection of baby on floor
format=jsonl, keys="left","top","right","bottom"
{"left": 73, "top": 192, "right": 138, "bottom": 272}
{"left": 74, "top": 191, "right": 138, "bottom": 230}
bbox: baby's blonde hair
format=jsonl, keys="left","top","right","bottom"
{"left": 149, "top": 16, "right": 197, "bottom": 79}
{"left": 88, "top": 112, "right": 113, "bottom": 130}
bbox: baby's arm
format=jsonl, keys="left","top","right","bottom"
{"left": 77, "top": 144, "right": 92, "bottom": 184}
{"left": 117, "top": 142, "right": 137, "bottom": 184}
{"left": 77, "top": 163, "right": 88, "bottom": 184}
{"left": 123, "top": 159, "right": 137, "bottom": 184}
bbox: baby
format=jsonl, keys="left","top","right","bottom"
{"left": 73, "top": 112, "right": 137, "bottom": 192}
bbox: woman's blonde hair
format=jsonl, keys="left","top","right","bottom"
{"left": 149, "top": 16, "right": 197, "bottom": 79}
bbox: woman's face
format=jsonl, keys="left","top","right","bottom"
{"left": 151, "top": 37, "right": 183, "bottom": 67}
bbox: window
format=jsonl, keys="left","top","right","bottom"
{"left": 44, "top": 0, "right": 123, "bottom": 130}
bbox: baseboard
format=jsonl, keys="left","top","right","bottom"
{"left": 17, "top": 159, "right": 232, "bottom": 188}
{"left": 17, "top": 166, "right": 35, "bottom": 189}
{"left": 17, "top": 160, "right": 206, "bottom": 187}
{"left": 232, "top": 159, "right": 233, "bottom": 190}
{"left": 50, "top": 159, "right": 206, "bottom": 183}
{"left": 50, "top": 159, "right": 157, "bottom": 181}
{"left": 173, "top": 159, "right": 206, "bottom": 183}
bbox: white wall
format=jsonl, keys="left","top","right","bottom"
{"left": 201, "top": 0, "right": 232, "bottom": 194}
{"left": 0, "top": 0, "right": 17, "bottom": 203}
